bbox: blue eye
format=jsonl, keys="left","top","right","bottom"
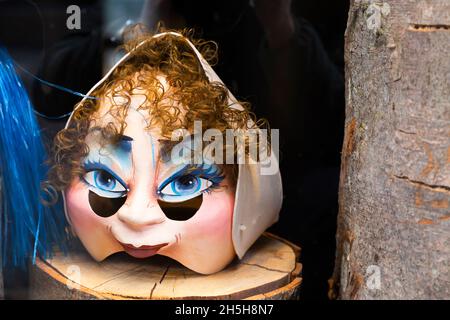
{"left": 83, "top": 169, "right": 127, "bottom": 197}
{"left": 171, "top": 175, "right": 201, "bottom": 195}
{"left": 158, "top": 164, "right": 224, "bottom": 203}
{"left": 159, "top": 175, "right": 213, "bottom": 202}
{"left": 94, "top": 171, "right": 117, "bottom": 191}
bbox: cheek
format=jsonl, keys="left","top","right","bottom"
{"left": 184, "top": 189, "right": 235, "bottom": 239}
{"left": 65, "top": 180, "right": 107, "bottom": 232}
{"left": 65, "top": 179, "right": 122, "bottom": 261}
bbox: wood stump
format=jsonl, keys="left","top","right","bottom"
{"left": 29, "top": 233, "right": 301, "bottom": 300}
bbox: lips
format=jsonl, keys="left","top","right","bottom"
{"left": 120, "top": 242, "right": 168, "bottom": 259}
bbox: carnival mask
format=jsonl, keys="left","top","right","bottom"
{"left": 61, "top": 32, "right": 282, "bottom": 274}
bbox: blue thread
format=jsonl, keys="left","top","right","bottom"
{"left": 0, "top": 47, "right": 69, "bottom": 267}
{"left": 33, "top": 109, "right": 73, "bottom": 120}
{"left": 14, "top": 62, "right": 97, "bottom": 100}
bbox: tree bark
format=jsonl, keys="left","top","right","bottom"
{"left": 332, "top": 0, "right": 450, "bottom": 299}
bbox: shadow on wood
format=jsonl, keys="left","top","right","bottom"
{"left": 30, "top": 233, "right": 301, "bottom": 300}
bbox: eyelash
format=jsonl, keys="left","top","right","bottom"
{"left": 81, "top": 160, "right": 129, "bottom": 191}
{"left": 157, "top": 164, "right": 225, "bottom": 195}
{"left": 81, "top": 160, "right": 224, "bottom": 196}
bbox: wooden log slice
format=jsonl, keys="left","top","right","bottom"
{"left": 29, "top": 233, "right": 301, "bottom": 300}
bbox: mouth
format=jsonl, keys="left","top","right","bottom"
{"left": 119, "top": 242, "right": 169, "bottom": 259}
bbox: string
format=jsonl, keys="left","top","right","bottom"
{"left": 14, "top": 62, "right": 98, "bottom": 101}
{"left": 4, "top": 0, "right": 97, "bottom": 121}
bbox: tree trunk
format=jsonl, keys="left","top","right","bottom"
{"left": 332, "top": 0, "right": 450, "bottom": 299}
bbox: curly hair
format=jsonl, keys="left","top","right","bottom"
{"left": 47, "top": 27, "right": 266, "bottom": 194}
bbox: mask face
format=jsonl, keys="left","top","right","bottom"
{"left": 64, "top": 78, "right": 236, "bottom": 274}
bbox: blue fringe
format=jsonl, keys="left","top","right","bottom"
{"left": 0, "top": 47, "right": 68, "bottom": 268}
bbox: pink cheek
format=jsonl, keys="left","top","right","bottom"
{"left": 65, "top": 184, "right": 105, "bottom": 232}
{"left": 185, "top": 191, "right": 234, "bottom": 236}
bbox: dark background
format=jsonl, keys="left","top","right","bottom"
{"left": 0, "top": 0, "right": 349, "bottom": 300}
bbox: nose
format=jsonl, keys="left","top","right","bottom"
{"left": 117, "top": 195, "right": 166, "bottom": 228}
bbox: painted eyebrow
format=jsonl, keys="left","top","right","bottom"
{"left": 157, "top": 135, "right": 195, "bottom": 156}
{"left": 158, "top": 138, "right": 184, "bottom": 163}
{"left": 158, "top": 133, "right": 219, "bottom": 162}
{"left": 116, "top": 135, "right": 134, "bottom": 153}
{"left": 158, "top": 138, "right": 179, "bottom": 147}
{"left": 121, "top": 135, "right": 134, "bottom": 141}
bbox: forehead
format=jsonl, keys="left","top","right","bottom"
{"left": 91, "top": 73, "right": 186, "bottom": 141}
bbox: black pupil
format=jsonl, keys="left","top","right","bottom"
{"left": 179, "top": 175, "right": 195, "bottom": 186}
{"left": 99, "top": 171, "right": 114, "bottom": 186}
